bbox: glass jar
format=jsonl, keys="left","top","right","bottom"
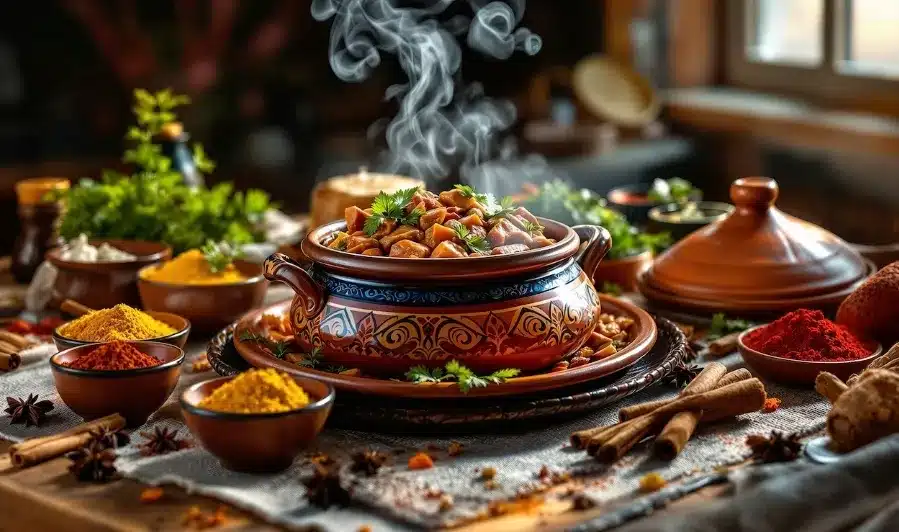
{"left": 11, "top": 177, "right": 69, "bottom": 283}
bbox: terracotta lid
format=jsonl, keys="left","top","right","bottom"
{"left": 641, "top": 177, "right": 870, "bottom": 305}
{"left": 15, "top": 177, "right": 70, "bottom": 205}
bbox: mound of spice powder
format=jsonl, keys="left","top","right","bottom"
{"left": 64, "top": 341, "right": 162, "bottom": 370}
{"left": 57, "top": 304, "right": 176, "bottom": 342}
{"left": 743, "top": 309, "right": 873, "bottom": 362}
{"left": 198, "top": 368, "right": 310, "bottom": 414}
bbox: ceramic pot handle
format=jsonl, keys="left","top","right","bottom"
{"left": 263, "top": 253, "right": 326, "bottom": 317}
{"left": 572, "top": 225, "right": 612, "bottom": 279}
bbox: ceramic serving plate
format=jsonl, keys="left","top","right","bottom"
{"left": 233, "top": 294, "right": 657, "bottom": 399}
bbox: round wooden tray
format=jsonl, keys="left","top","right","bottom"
{"left": 231, "top": 295, "right": 658, "bottom": 399}
{"left": 207, "top": 315, "right": 688, "bottom": 430}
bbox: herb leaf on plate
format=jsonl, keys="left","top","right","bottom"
{"left": 406, "top": 360, "right": 520, "bottom": 393}
{"left": 707, "top": 313, "right": 752, "bottom": 340}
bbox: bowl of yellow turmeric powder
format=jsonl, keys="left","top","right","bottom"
{"left": 138, "top": 248, "right": 268, "bottom": 331}
{"left": 180, "top": 369, "right": 334, "bottom": 473}
{"left": 53, "top": 303, "right": 191, "bottom": 351}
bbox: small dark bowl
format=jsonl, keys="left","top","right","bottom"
{"left": 737, "top": 326, "right": 882, "bottom": 385}
{"left": 47, "top": 240, "right": 172, "bottom": 310}
{"left": 607, "top": 183, "right": 701, "bottom": 226}
{"left": 648, "top": 201, "right": 734, "bottom": 241}
{"left": 180, "top": 375, "right": 334, "bottom": 473}
{"left": 138, "top": 260, "right": 268, "bottom": 332}
{"left": 50, "top": 341, "right": 184, "bottom": 426}
{"left": 52, "top": 311, "right": 191, "bottom": 352}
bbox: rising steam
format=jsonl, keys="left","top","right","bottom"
{"left": 311, "top": 0, "right": 542, "bottom": 183}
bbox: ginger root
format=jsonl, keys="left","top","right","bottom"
{"left": 827, "top": 369, "right": 899, "bottom": 453}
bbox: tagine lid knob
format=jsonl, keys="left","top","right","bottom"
{"left": 639, "top": 177, "right": 870, "bottom": 310}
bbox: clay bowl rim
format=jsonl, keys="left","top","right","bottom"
{"left": 52, "top": 310, "right": 192, "bottom": 348}
{"left": 49, "top": 340, "right": 185, "bottom": 379}
{"left": 46, "top": 239, "right": 172, "bottom": 271}
{"left": 302, "top": 216, "right": 580, "bottom": 281}
{"left": 647, "top": 201, "right": 734, "bottom": 225}
{"left": 136, "top": 259, "right": 267, "bottom": 288}
{"left": 607, "top": 184, "right": 702, "bottom": 208}
{"left": 179, "top": 375, "right": 336, "bottom": 420}
{"left": 602, "top": 248, "right": 653, "bottom": 265}
{"left": 736, "top": 325, "right": 882, "bottom": 372}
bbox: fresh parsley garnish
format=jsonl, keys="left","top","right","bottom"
{"left": 707, "top": 313, "right": 752, "bottom": 340}
{"left": 452, "top": 223, "right": 491, "bottom": 254}
{"left": 453, "top": 184, "right": 490, "bottom": 205}
{"left": 404, "top": 360, "right": 520, "bottom": 393}
{"left": 201, "top": 240, "right": 242, "bottom": 273}
{"left": 485, "top": 196, "right": 516, "bottom": 219}
{"left": 522, "top": 220, "right": 545, "bottom": 235}
{"left": 363, "top": 187, "right": 422, "bottom": 236}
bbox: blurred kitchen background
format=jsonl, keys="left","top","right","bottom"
{"left": 1, "top": 0, "right": 898, "bottom": 258}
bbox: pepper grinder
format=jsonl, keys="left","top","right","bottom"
{"left": 157, "top": 122, "right": 204, "bottom": 188}
{"left": 11, "top": 177, "right": 69, "bottom": 284}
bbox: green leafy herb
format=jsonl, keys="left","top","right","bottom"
{"left": 270, "top": 341, "right": 292, "bottom": 359}
{"left": 363, "top": 187, "right": 422, "bottom": 236}
{"left": 647, "top": 178, "right": 699, "bottom": 205}
{"left": 522, "top": 180, "right": 672, "bottom": 260}
{"left": 485, "top": 196, "right": 516, "bottom": 219}
{"left": 522, "top": 220, "right": 545, "bottom": 235}
{"left": 452, "top": 223, "right": 491, "bottom": 254}
{"left": 238, "top": 330, "right": 265, "bottom": 343}
{"left": 54, "top": 89, "right": 272, "bottom": 253}
{"left": 296, "top": 347, "right": 323, "bottom": 368}
{"left": 453, "top": 184, "right": 490, "bottom": 205}
{"left": 600, "top": 282, "right": 622, "bottom": 296}
{"left": 201, "top": 240, "right": 242, "bottom": 273}
{"left": 404, "top": 360, "right": 520, "bottom": 393}
{"left": 707, "top": 313, "right": 753, "bottom": 340}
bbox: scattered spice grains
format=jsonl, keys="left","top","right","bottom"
{"left": 182, "top": 505, "right": 228, "bottom": 530}
{"left": 139, "top": 426, "right": 192, "bottom": 456}
{"left": 763, "top": 397, "right": 782, "bottom": 413}
{"left": 358, "top": 526, "right": 372, "bottom": 532}
{"left": 5, "top": 393, "right": 54, "bottom": 426}
{"left": 480, "top": 466, "right": 497, "bottom": 481}
{"left": 447, "top": 441, "right": 464, "bottom": 456}
{"left": 638, "top": 472, "right": 667, "bottom": 493}
{"left": 350, "top": 450, "right": 388, "bottom": 476}
{"left": 408, "top": 452, "right": 434, "bottom": 470}
{"left": 191, "top": 354, "right": 211, "bottom": 372}
{"left": 140, "top": 487, "right": 164, "bottom": 503}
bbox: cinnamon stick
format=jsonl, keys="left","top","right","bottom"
{"left": 0, "top": 331, "right": 29, "bottom": 350}
{"left": 619, "top": 368, "right": 752, "bottom": 421}
{"left": 651, "top": 363, "right": 727, "bottom": 460}
{"left": 0, "top": 340, "right": 18, "bottom": 355}
{"left": 60, "top": 299, "right": 93, "bottom": 317}
{"left": 816, "top": 372, "right": 849, "bottom": 403}
{"left": 707, "top": 332, "right": 741, "bottom": 356}
{"left": 9, "top": 413, "right": 125, "bottom": 468}
{"left": 0, "top": 351, "right": 20, "bottom": 371}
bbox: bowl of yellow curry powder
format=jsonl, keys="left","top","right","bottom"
{"left": 180, "top": 368, "right": 334, "bottom": 473}
{"left": 138, "top": 249, "right": 268, "bottom": 332}
{"left": 54, "top": 303, "right": 191, "bottom": 351}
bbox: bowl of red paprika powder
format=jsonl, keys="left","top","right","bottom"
{"left": 50, "top": 340, "right": 184, "bottom": 426}
{"left": 737, "top": 309, "right": 881, "bottom": 385}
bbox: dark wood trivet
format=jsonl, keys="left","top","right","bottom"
{"left": 206, "top": 316, "right": 688, "bottom": 432}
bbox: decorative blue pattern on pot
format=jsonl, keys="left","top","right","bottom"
{"left": 311, "top": 260, "right": 582, "bottom": 305}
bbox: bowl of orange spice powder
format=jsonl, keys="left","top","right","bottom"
{"left": 53, "top": 303, "right": 191, "bottom": 351}
{"left": 50, "top": 340, "right": 185, "bottom": 426}
{"left": 180, "top": 368, "right": 334, "bottom": 472}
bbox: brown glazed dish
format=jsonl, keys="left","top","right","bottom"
{"left": 50, "top": 341, "right": 184, "bottom": 427}
{"left": 639, "top": 177, "right": 873, "bottom": 315}
{"left": 52, "top": 310, "right": 191, "bottom": 351}
{"left": 47, "top": 240, "right": 172, "bottom": 310}
{"left": 264, "top": 217, "right": 612, "bottom": 374}
{"left": 737, "top": 326, "right": 882, "bottom": 385}
{"left": 137, "top": 259, "right": 268, "bottom": 332}
{"left": 180, "top": 375, "right": 334, "bottom": 473}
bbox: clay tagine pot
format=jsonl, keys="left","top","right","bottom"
{"left": 263, "top": 220, "right": 612, "bottom": 375}
{"left": 638, "top": 177, "right": 873, "bottom": 315}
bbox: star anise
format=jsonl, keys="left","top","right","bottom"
{"left": 662, "top": 361, "right": 701, "bottom": 388}
{"left": 68, "top": 437, "right": 119, "bottom": 482}
{"left": 139, "top": 426, "right": 192, "bottom": 456}
{"left": 90, "top": 427, "right": 131, "bottom": 450}
{"left": 5, "top": 394, "right": 54, "bottom": 427}
{"left": 746, "top": 431, "right": 803, "bottom": 464}
{"left": 350, "top": 450, "right": 388, "bottom": 476}
{"left": 303, "top": 463, "right": 352, "bottom": 508}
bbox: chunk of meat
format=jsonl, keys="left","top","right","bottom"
{"left": 504, "top": 214, "right": 528, "bottom": 231}
{"left": 513, "top": 206, "right": 540, "bottom": 225}
{"left": 486, "top": 218, "right": 516, "bottom": 247}
{"left": 380, "top": 225, "right": 423, "bottom": 252}
{"left": 469, "top": 225, "right": 487, "bottom": 240}
{"left": 345, "top": 206, "right": 371, "bottom": 233}
{"left": 424, "top": 223, "right": 457, "bottom": 248}
{"left": 370, "top": 219, "right": 397, "bottom": 239}
{"left": 467, "top": 207, "right": 485, "bottom": 219}
{"left": 419, "top": 207, "right": 447, "bottom": 231}
{"left": 361, "top": 248, "right": 384, "bottom": 256}
{"left": 327, "top": 232, "right": 350, "bottom": 250}
{"left": 430, "top": 241, "right": 467, "bottom": 258}
{"left": 350, "top": 230, "right": 366, "bottom": 237}
{"left": 458, "top": 214, "right": 485, "bottom": 230}
{"left": 389, "top": 240, "right": 430, "bottom": 258}
{"left": 444, "top": 211, "right": 461, "bottom": 222}
{"left": 408, "top": 201, "right": 427, "bottom": 216}
{"left": 346, "top": 235, "right": 380, "bottom": 254}
{"left": 529, "top": 236, "right": 555, "bottom": 248}
{"left": 411, "top": 191, "right": 442, "bottom": 211}
{"left": 439, "top": 190, "right": 481, "bottom": 210}
{"left": 505, "top": 230, "right": 535, "bottom": 247}
{"left": 491, "top": 244, "right": 530, "bottom": 255}
{"left": 446, "top": 206, "right": 464, "bottom": 215}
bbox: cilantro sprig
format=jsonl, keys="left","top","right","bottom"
{"left": 405, "top": 360, "right": 520, "bottom": 393}
{"left": 201, "top": 240, "right": 242, "bottom": 273}
{"left": 363, "top": 187, "right": 424, "bottom": 236}
{"left": 485, "top": 196, "right": 517, "bottom": 219}
{"left": 451, "top": 223, "right": 491, "bottom": 254}
{"left": 707, "top": 313, "right": 753, "bottom": 340}
{"left": 453, "top": 184, "right": 490, "bottom": 205}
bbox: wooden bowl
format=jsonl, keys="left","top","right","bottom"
{"left": 594, "top": 250, "right": 653, "bottom": 291}
{"left": 50, "top": 341, "right": 184, "bottom": 426}
{"left": 46, "top": 240, "right": 172, "bottom": 310}
{"left": 736, "top": 326, "right": 882, "bottom": 385}
{"left": 52, "top": 311, "right": 191, "bottom": 351}
{"left": 137, "top": 260, "right": 268, "bottom": 332}
{"left": 180, "top": 375, "right": 335, "bottom": 473}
